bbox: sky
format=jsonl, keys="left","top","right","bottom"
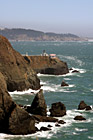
{"left": 0, "top": 0, "right": 93, "bottom": 37}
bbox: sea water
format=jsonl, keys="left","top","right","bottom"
{"left": 1, "top": 41, "right": 93, "bottom": 140}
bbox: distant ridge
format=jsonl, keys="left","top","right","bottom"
{"left": 0, "top": 28, "right": 85, "bottom": 41}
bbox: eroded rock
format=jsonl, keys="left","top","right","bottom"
{"left": 61, "top": 81, "right": 69, "bottom": 87}
{"left": 74, "top": 116, "right": 86, "bottom": 121}
{"left": 50, "top": 102, "right": 66, "bottom": 117}
{"left": 78, "top": 101, "right": 92, "bottom": 110}
{"left": 30, "top": 89, "right": 47, "bottom": 116}
{"left": 8, "top": 105, "right": 36, "bottom": 135}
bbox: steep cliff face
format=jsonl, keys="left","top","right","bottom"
{"left": 24, "top": 56, "right": 69, "bottom": 75}
{"left": 0, "top": 35, "right": 40, "bottom": 91}
{"left": 0, "top": 72, "right": 36, "bottom": 134}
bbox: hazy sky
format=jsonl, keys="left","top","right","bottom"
{"left": 0, "top": 0, "right": 93, "bottom": 37}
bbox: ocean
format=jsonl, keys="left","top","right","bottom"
{"left": 1, "top": 41, "right": 93, "bottom": 140}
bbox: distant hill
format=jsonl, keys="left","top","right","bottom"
{"left": 0, "top": 28, "right": 86, "bottom": 41}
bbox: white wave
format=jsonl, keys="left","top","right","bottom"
{"left": 72, "top": 132, "right": 79, "bottom": 135}
{"left": 69, "top": 84, "right": 75, "bottom": 87}
{"left": 9, "top": 89, "right": 40, "bottom": 95}
{"left": 88, "top": 136, "right": 93, "bottom": 139}
{"left": 37, "top": 67, "right": 86, "bottom": 78}
{"left": 58, "top": 55, "right": 84, "bottom": 66}
{"left": 38, "top": 73, "right": 63, "bottom": 77}
{"left": 69, "top": 67, "right": 86, "bottom": 74}
{"left": 91, "top": 89, "right": 93, "bottom": 92}
{"left": 40, "top": 81, "right": 47, "bottom": 85}
{"left": 41, "top": 85, "right": 56, "bottom": 92}
{"left": 0, "top": 109, "right": 90, "bottom": 140}
{"left": 75, "top": 128, "right": 88, "bottom": 132}
{"left": 41, "top": 83, "right": 75, "bottom": 93}
{"left": 64, "top": 78, "right": 71, "bottom": 80}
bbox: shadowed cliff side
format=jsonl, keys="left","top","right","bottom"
{"left": 0, "top": 35, "right": 40, "bottom": 91}
{"left": 24, "top": 56, "right": 69, "bottom": 75}
{"left": 0, "top": 72, "right": 36, "bottom": 134}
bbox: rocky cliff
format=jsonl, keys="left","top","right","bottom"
{"left": 0, "top": 72, "right": 36, "bottom": 134}
{"left": 0, "top": 35, "right": 40, "bottom": 91}
{"left": 24, "top": 56, "right": 69, "bottom": 75}
{"left": 0, "top": 35, "right": 41, "bottom": 134}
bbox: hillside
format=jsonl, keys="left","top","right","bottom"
{"left": 0, "top": 28, "right": 85, "bottom": 41}
{"left": 0, "top": 35, "right": 40, "bottom": 91}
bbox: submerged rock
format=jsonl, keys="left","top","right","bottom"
{"left": 50, "top": 102, "right": 66, "bottom": 117}
{"left": 40, "top": 127, "right": 51, "bottom": 131}
{"left": 61, "top": 80, "right": 69, "bottom": 87}
{"left": 72, "top": 70, "right": 79, "bottom": 73}
{"left": 47, "top": 125, "right": 52, "bottom": 128}
{"left": 0, "top": 35, "right": 40, "bottom": 91}
{"left": 55, "top": 124, "right": 60, "bottom": 127}
{"left": 85, "top": 106, "right": 92, "bottom": 111}
{"left": 30, "top": 89, "right": 47, "bottom": 116}
{"left": 74, "top": 116, "right": 86, "bottom": 121}
{"left": 58, "top": 120, "right": 66, "bottom": 124}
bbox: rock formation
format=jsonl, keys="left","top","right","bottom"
{"left": 50, "top": 102, "right": 66, "bottom": 117}
{"left": 30, "top": 89, "right": 47, "bottom": 116}
{"left": 8, "top": 105, "right": 36, "bottom": 135}
{"left": 0, "top": 35, "right": 40, "bottom": 91}
{"left": 61, "top": 80, "right": 69, "bottom": 87}
{"left": 74, "top": 116, "right": 86, "bottom": 121}
{"left": 0, "top": 72, "right": 36, "bottom": 134}
{"left": 78, "top": 101, "right": 92, "bottom": 110}
{"left": 72, "top": 70, "right": 79, "bottom": 73}
{"left": 24, "top": 56, "right": 69, "bottom": 75}
{"left": 32, "top": 115, "right": 58, "bottom": 122}
{"left": 40, "top": 127, "right": 51, "bottom": 131}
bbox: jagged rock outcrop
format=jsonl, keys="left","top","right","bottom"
{"left": 8, "top": 105, "right": 36, "bottom": 135}
{"left": 0, "top": 72, "right": 36, "bottom": 134}
{"left": 30, "top": 89, "right": 47, "bottom": 116}
{"left": 61, "top": 80, "right": 69, "bottom": 87}
{"left": 24, "top": 56, "right": 69, "bottom": 75}
{"left": 78, "top": 101, "right": 92, "bottom": 110}
{"left": 50, "top": 102, "right": 66, "bottom": 117}
{"left": 0, "top": 72, "right": 15, "bottom": 132}
{"left": 0, "top": 35, "right": 40, "bottom": 91}
{"left": 32, "top": 115, "right": 58, "bottom": 122}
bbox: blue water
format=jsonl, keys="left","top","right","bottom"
{"left": 1, "top": 41, "right": 93, "bottom": 140}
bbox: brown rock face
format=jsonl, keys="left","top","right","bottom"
{"left": 0, "top": 72, "right": 36, "bottom": 134}
{"left": 61, "top": 81, "right": 69, "bottom": 87}
{"left": 74, "top": 116, "right": 86, "bottom": 121}
{"left": 0, "top": 35, "right": 40, "bottom": 91}
{"left": 24, "top": 56, "right": 69, "bottom": 75}
{"left": 78, "top": 101, "right": 92, "bottom": 110}
{"left": 30, "top": 89, "right": 47, "bottom": 116}
{"left": 0, "top": 72, "right": 15, "bottom": 132}
{"left": 50, "top": 102, "right": 66, "bottom": 117}
{"left": 33, "top": 115, "right": 58, "bottom": 122}
{"left": 8, "top": 105, "right": 36, "bottom": 135}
